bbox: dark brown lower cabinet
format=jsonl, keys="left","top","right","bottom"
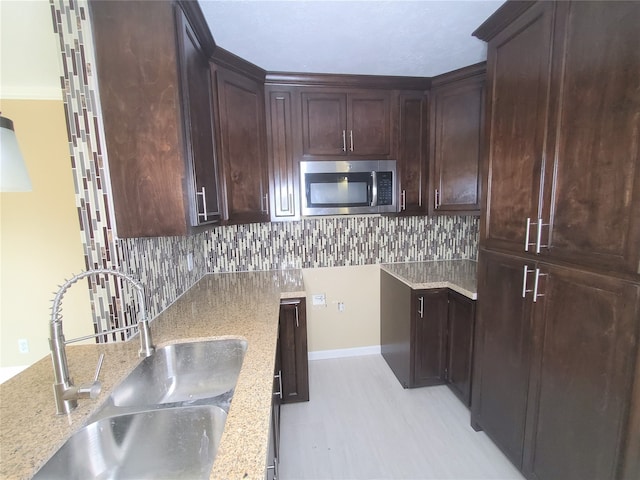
{"left": 279, "top": 298, "right": 309, "bottom": 403}
{"left": 267, "top": 338, "right": 282, "bottom": 480}
{"left": 380, "top": 270, "right": 476, "bottom": 405}
{"left": 473, "top": 249, "right": 640, "bottom": 480}
{"left": 413, "top": 289, "right": 449, "bottom": 387}
{"left": 446, "top": 291, "right": 476, "bottom": 406}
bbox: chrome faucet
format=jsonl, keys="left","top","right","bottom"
{"left": 49, "top": 268, "right": 155, "bottom": 415}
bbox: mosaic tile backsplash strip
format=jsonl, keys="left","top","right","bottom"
{"left": 51, "top": 0, "right": 135, "bottom": 338}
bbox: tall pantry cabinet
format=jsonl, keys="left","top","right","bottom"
{"left": 471, "top": 2, "right": 640, "bottom": 480}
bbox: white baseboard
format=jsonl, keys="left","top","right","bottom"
{"left": 0, "top": 365, "right": 29, "bottom": 384}
{"left": 308, "top": 345, "right": 381, "bottom": 361}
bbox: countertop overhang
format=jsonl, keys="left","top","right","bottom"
{"left": 381, "top": 260, "right": 477, "bottom": 299}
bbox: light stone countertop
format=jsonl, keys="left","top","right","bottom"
{"left": 380, "top": 260, "right": 477, "bottom": 299}
{"left": 0, "top": 269, "right": 305, "bottom": 480}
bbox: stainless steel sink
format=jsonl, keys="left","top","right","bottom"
{"left": 93, "top": 338, "right": 247, "bottom": 420}
{"left": 33, "top": 405, "right": 226, "bottom": 480}
{"left": 35, "top": 338, "right": 248, "bottom": 479}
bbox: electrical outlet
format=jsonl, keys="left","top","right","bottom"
{"left": 338, "top": 302, "right": 345, "bottom": 312}
{"left": 187, "top": 253, "right": 194, "bottom": 272}
{"left": 18, "top": 339, "right": 29, "bottom": 354}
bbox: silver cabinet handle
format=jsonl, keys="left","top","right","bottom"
{"left": 434, "top": 189, "right": 440, "bottom": 209}
{"left": 342, "top": 130, "right": 346, "bottom": 152}
{"left": 418, "top": 296, "right": 424, "bottom": 319}
{"left": 274, "top": 370, "right": 283, "bottom": 399}
{"left": 533, "top": 268, "right": 547, "bottom": 302}
{"left": 536, "top": 218, "right": 549, "bottom": 254}
{"left": 526, "top": 217, "right": 549, "bottom": 253}
{"left": 264, "top": 194, "right": 269, "bottom": 214}
{"left": 349, "top": 130, "right": 354, "bottom": 152}
{"left": 401, "top": 190, "right": 406, "bottom": 211}
{"left": 525, "top": 217, "right": 532, "bottom": 251}
{"left": 522, "top": 265, "right": 535, "bottom": 298}
{"left": 294, "top": 305, "right": 299, "bottom": 328}
{"left": 196, "top": 187, "right": 208, "bottom": 221}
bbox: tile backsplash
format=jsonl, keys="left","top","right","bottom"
{"left": 52, "top": 0, "right": 479, "bottom": 341}
{"left": 204, "top": 216, "right": 478, "bottom": 272}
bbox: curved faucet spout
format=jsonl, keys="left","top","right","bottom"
{"left": 49, "top": 268, "right": 155, "bottom": 415}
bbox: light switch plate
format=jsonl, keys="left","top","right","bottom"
{"left": 312, "top": 294, "right": 326, "bottom": 306}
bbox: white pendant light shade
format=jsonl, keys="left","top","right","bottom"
{"left": 0, "top": 115, "right": 32, "bottom": 192}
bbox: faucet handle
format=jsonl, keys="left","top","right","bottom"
{"left": 93, "top": 353, "right": 105, "bottom": 383}
{"left": 75, "top": 353, "right": 105, "bottom": 400}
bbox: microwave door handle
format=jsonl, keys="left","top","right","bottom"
{"left": 371, "top": 171, "right": 378, "bottom": 206}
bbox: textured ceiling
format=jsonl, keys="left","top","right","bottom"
{"left": 198, "top": 0, "right": 504, "bottom": 77}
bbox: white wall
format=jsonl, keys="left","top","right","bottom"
{"left": 0, "top": 0, "right": 61, "bottom": 100}
{"left": 302, "top": 265, "right": 380, "bottom": 354}
{"left": 0, "top": 1, "right": 91, "bottom": 373}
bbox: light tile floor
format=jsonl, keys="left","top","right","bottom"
{"left": 279, "top": 354, "right": 525, "bottom": 480}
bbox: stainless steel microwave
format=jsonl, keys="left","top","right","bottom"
{"left": 300, "top": 160, "right": 398, "bottom": 216}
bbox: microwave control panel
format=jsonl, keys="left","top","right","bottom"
{"left": 376, "top": 172, "right": 394, "bottom": 206}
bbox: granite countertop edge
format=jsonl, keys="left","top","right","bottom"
{"left": 380, "top": 259, "right": 478, "bottom": 299}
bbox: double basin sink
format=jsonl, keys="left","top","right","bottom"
{"left": 34, "top": 338, "right": 248, "bottom": 479}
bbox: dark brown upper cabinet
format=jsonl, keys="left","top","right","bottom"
{"left": 429, "top": 64, "right": 485, "bottom": 215}
{"left": 212, "top": 52, "right": 270, "bottom": 225}
{"left": 90, "top": 0, "right": 221, "bottom": 237}
{"left": 478, "top": 1, "right": 640, "bottom": 278}
{"left": 177, "top": 6, "right": 222, "bottom": 228}
{"left": 301, "top": 90, "right": 391, "bottom": 159}
{"left": 265, "top": 86, "right": 300, "bottom": 221}
{"left": 396, "top": 91, "right": 429, "bottom": 215}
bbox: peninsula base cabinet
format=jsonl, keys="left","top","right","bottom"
{"left": 472, "top": 249, "right": 640, "bottom": 480}
{"left": 380, "top": 270, "right": 476, "bottom": 406}
{"left": 279, "top": 298, "right": 309, "bottom": 403}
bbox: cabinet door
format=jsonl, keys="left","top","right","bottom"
{"left": 446, "top": 290, "right": 476, "bottom": 406}
{"left": 397, "top": 91, "right": 428, "bottom": 214}
{"left": 380, "top": 270, "right": 413, "bottom": 388}
{"left": 301, "top": 92, "right": 347, "bottom": 157}
{"left": 431, "top": 75, "right": 484, "bottom": 214}
{"left": 412, "top": 289, "right": 448, "bottom": 387}
{"left": 266, "top": 89, "right": 299, "bottom": 221}
{"left": 348, "top": 92, "right": 391, "bottom": 156}
{"left": 91, "top": 1, "right": 206, "bottom": 237}
{"left": 472, "top": 250, "right": 535, "bottom": 468}
{"left": 176, "top": 8, "right": 222, "bottom": 227}
{"left": 523, "top": 265, "right": 640, "bottom": 480}
{"left": 215, "top": 67, "right": 269, "bottom": 224}
{"left": 268, "top": 337, "right": 282, "bottom": 479}
{"left": 541, "top": 2, "right": 640, "bottom": 276}
{"left": 279, "top": 298, "right": 309, "bottom": 403}
{"left": 482, "top": 2, "right": 555, "bottom": 253}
